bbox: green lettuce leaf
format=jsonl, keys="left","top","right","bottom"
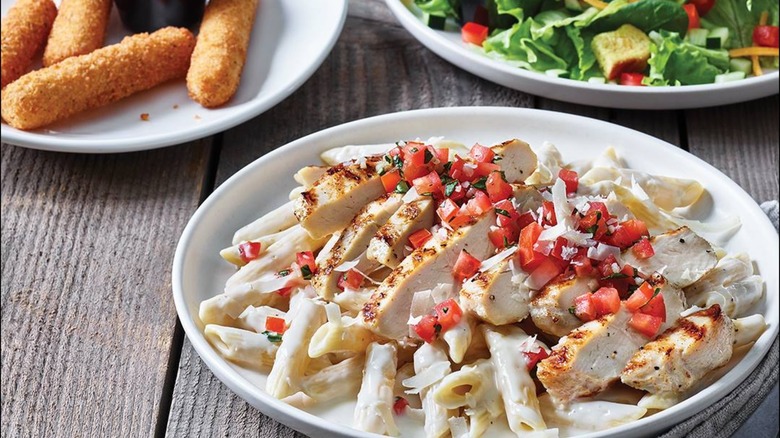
{"left": 585, "top": 0, "right": 689, "bottom": 35}
{"left": 564, "top": 26, "right": 599, "bottom": 80}
{"left": 483, "top": 18, "right": 570, "bottom": 72}
{"left": 647, "top": 30, "right": 728, "bottom": 85}
{"left": 414, "top": 0, "right": 461, "bottom": 19}
{"left": 706, "top": 0, "right": 779, "bottom": 48}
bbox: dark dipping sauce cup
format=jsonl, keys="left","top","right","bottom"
{"left": 114, "top": 0, "right": 206, "bottom": 33}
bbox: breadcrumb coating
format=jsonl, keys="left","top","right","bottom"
{"left": 43, "top": 0, "right": 113, "bottom": 66}
{"left": 1, "top": 0, "right": 57, "bottom": 89}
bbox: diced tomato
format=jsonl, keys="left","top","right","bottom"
{"left": 588, "top": 201, "right": 611, "bottom": 219}
{"left": 549, "top": 237, "right": 570, "bottom": 262}
{"left": 462, "top": 22, "right": 489, "bottom": 46}
{"left": 518, "top": 222, "right": 545, "bottom": 270}
{"left": 683, "top": 4, "right": 700, "bottom": 30}
{"left": 619, "top": 72, "right": 646, "bottom": 86}
{"left": 381, "top": 170, "right": 402, "bottom": 193}
{"left": 388, "top": 146, "right": 402, "bottom": 157}
{"left": 625, "top": 282, "right": 656, "bottom": 312}
{"left": 413, "top": 171, "right": 444, "bottom": 197}
{"left": 591, "top": 287, "right": 621, "bottom": 316}
{"left": 529, "top": 257, "right": 566, "bottom": 288}
{"left": 453, "top": 249, "right": 481, "bottom": 282}
{"left": 296, "top": 251, "right": 317, "bottom": 278}
{"left": 558, "top": 169, "right": 579, "bottom": 194}
{"left": 448, "top": 156, "right": 468, "bottom": 182}
{"left": 488, "top": 226, "right": 518, "bottom": 249}
{"left": 486, "top": 171, "right": 513, "bottom": 202}
{"left": 517, "top": 212, "right": 535, "bottom": 230}
{"left": 403, "top": 161, "right": 430, "bottom": 183}
{"left": 409, "top": 228, "right": 433, "bottom": 249}
{"left": 632, "top": 238, "right": 655, "bottom": 259}
{"left": 337, "top": 269, "right": 364, "bottom": 291}
{"left": 437, "top": 198, "right": 459, "bottom": 222}
{"left": 571, "top": 254, "right": 596, "bottom": 277}
{"left": 608, "top": 219, "right": 649, "bottom": 249}
{"left": 434, "top": 298, "right": 463, "bottom": 331}
{"left": 473, "top": 162, "right": 501, "bottom": 178}
{"left": 413, "top": 314, "right": 439, "bottom": 343}
{"left": 265, "top": 316, "right": 286, "bottom": 334}
{"left": 447, "top": 182, "right": 467, "bottom": 202}
{"left": 641, "top": 290, "right": 666, "bottom": 321}
{"left": 578, "top": 210, "right": 608, "bottom": 240}
{"left": 276, "top": 287, "right": 292, "bottom": 297}
{"left": 238, "top": 241, "right": 262, "bottom": 263}
{"left": 688, "top": 0, "right": 715, "bottom": 16}
{"left": 433, "top": 147, "right": 449, "bottom": 164}
{"left": 469, "top": 144, "right": 495, "bottom": 163}
{"left": 494, "top": 199, "right": 519, "bottom": 227}
{"left": 753, "top": 25, "right": 780, "bottom": 48}
{"left": 597, "top": 254, "right": 620, "bottom": 278}
{"left": 541, "top": 201, "right": 557, "bottom": 226}
{"left": 402, "top": 142, "right": 425, "bottom": 162}
{"left": 466, "top": 190, "right": 492, "bottom": 216}
{"left": 393, "top": 397, "right": 410, "bottom": 415}
{"left": 628, "top": 312, "right": 663, "bottom": 338}
{"left": 523, "top": 347, "right": 549, "bottom": 370}
{"left": 574, "top": 293, "right": 598, "bottom": 322}
{"left": 448, "top": 212, "right": 474, "bottom": 230}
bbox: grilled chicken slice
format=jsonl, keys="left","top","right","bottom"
{"left": 460, "top": 257, "right": 532, "bottom": 325}
{"left": 294, "top": 158, "right": 385, "bottom": 239}
{"left": 294, "top": 165, "right": 328, "bottom": 187}
{"left": 491, "top": 139, "right": 538, "bottom": 183}
{"left": 530, "top": 276, "right": 596, "bottom": 337}
{"left": 361, "top": 211, "right": 497, "bottom": 339}
{"left": 512, "top": 184, "right": 545, "bottom": 212}
{"left": 367, "top": 198, "right": 435, "bottom": 269}
{"left": 311, "top": 195, "right": 403, "bottom": 300}
{"left": 622, "top": 227, "right": 717, "bottom": 288}
{"left": 537, "top": 276, "right": 686, "bottom": 402}
{"left": 621, "top": 304, "right": 734, "bottom": 394}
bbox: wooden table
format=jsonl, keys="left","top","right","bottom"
{"left": 1, "top": 1, "right": 778, "bottom": 437}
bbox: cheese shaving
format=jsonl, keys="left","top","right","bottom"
{"left": 479, "top": 246, "right": 517, "bottom": 272}
{"left": 402, "top": 362, "right": 450, "bottom": 394}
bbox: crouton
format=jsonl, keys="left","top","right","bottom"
{"left": 591, "top": 24, "right": 651, "bottom": 80}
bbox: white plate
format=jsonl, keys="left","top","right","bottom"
{"left": 385, "top": 0, "right": 780, "bottom": 110}
{"left": 173, "top": 107, "right": 779, "bottom": 437}
{"left": 0, "top": 0, "right": 347, "bottom": 153}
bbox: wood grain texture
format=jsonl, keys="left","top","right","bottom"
{"left": 0, "top": 141, "right": 211, "bottom": 438}
{"left": 686, "top": 95, "right": 779, "bottom": 203}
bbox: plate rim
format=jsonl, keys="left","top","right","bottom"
{"left": 384, "top": 0, "right": 780, "bottom": 110}
{"left": 0, "top": 0, "right": 349, "bottom": 154}
{"left": 172, "top": 106, "right": 779, "bottom": 438}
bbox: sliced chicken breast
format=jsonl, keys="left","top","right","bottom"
{"left": 311, "top": 194, "right": 403, "bottom": 300}
{"left": 294, "top": 165, "right": 328, "bottom": 187}
{"left": 367, "top": 198, "right": 435, "bottom": 269}
{"left": 621, "top": 304, "right": 734, "bottom": 394}
{"left": 361, "top": 211, "right": 497, "bottom": 339}
{"left": 537, "top": 276, "right": 686, "bottom": 402}
{"left": 491, "top": 139, "right": 538, "bottom": 183}
{"left": 460, "top": 257, "right": 532, "bottom": 325}
{"left": 294, "top": 158, "right": 385, "bottom": 239}
{"left": 530, "top": 276, "right": 596, "bottom": 337}
{"left": 622, "top": 227, "right": 717, "bottom": 288}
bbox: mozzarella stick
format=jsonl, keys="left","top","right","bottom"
{"left": 1, "top": 27, "right": 196, "bottom": 130}
{"left": 187, "top": 0, "right": 260, "bottom": 108}
{"left": 42, "top": 0, "right": 113, "bottom": 66}
{"left": 0, "top": 0, "right": 57, "bottom": 89}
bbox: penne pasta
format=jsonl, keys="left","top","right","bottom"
{"left": 308, "top": 303, "right": 377, "bottom": 357}
{"left": 232, "top": 200, "right": 299, "bottom": 245}
{"left": 204, "top": 324, "right": 278, "bottom": 370}
{"left": 301, "top": 354, "right": 365, "bottom": 401}
{"left": 354, "top": 342, "right": 399, "bottom": 436}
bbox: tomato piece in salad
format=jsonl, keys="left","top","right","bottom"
{"left": 494, "top": 199, "right": 519, "bottom": 228}
{"left": 408, "top": 228, "right": 433, "bottom": 249}
{"left": 465, "top": 190, "right": 492, "bottom": 216}
{"left": 462, "top": 22, "right": 489, "bottom": 47}
{"left": 337, "top": 269, "right": 364, "bottom": 291}
{"left": 434, "top": 298, "right": 463, "bottom": 331}
{"left": 632, "top": 237, "right": 655, "bottom": 259}
{"left": 608, "top": 219, "right": 649, "bottom": 249}
{"left": 619, "top": 72, "right": 646, "bottom": 86}
{"left": 469, "top": 144, "right": 495, "bottom": 163}
{"left": 628, "top": 312, "right": 663, "bottom": 338}
{"left": 381, "top": 170, "right": 402, "bottom": 193}
{"left": 413, "top": 171, "right": 444, "bottom": 197}
{"left": 413, "top": 314, "right": 439, "bottom": 343}
{"left": 625, "top": 281, "right": 656, "bottom": 312}
{"left": 238, "top": 241, "right": 262, "bottom": 263}
{"left": 518, "top": 222, "right": 545, "bottom": 270}
{"left": 558, "top": 168, "right": 579, "bottom": 194}
{"left": 453, "top": 249, "right": 481, "bottom": 282}
{"left": 574, "top": 293, "right": 598, "bottom": 322}
{"left": 688, "top": 0, "right": 715, "bottom": 16}
{"left": 486, "top": 171, "right": 513, "bottom": 202}
{"left": 296, "top": 251, "right": 316, "bottom": 279}
{"left": 393, "top": 397, "right": 410, "bottom": 415}
{"left": 523, "top": 347, "right": 549, "bottom": 370}
{"left": 753, "top": 25, "right": 780, "bottom": 48}
{"left": 437, "top": 198, "right": 459, "bottom": 223}
{"left": 591, "top": 287, "right": 621, "bottom": 316}
{"left": 541, "top": 201, "right": 557, "bottom": 226}
{"left": 265, "top": 316, "right": 286, "bottom": 334}
{"left": 683, "top": 4, "right": 700, "bottom": 30}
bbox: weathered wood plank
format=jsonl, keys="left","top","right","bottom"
{"left": 686, "top": 95, "right": 779, "bottom": 203}
{"left": 0, "top": 140, "right": 212, "bottom": 438}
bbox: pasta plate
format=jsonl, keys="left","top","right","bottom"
{"left": 173, "top": 107, "right": 778, "bottom": 437}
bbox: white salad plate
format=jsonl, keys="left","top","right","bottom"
{"left": 173, "top": 107, "right": 778, "bottom": 437}
{"left": 0, "top": 0, "right": 347, "bottom": 153}
{"left": 385, "top": 0, "right": 780, "bottom": 110}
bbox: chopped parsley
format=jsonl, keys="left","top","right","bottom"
{"left": 492, "top": 155, "right": 503, "bottom": 163}
{"left": 300, "top": 265, "right": 313, "bottom": 280}
{"left": 568, "top": 306, "right": 576, "bottom": 315}
{"left": 277, "top": 269, "right": 291, "bottom": 277}
{"left": 585, "top": 224, "right": 599, "bottom": 234}
{"left": 424, "top": 149, "right": 434, "bottom": 163}
{"left": 434, "top": 323, "right": 442, "bottom": 335}
{"left": 472, "top": 177, "right": 487, "bottom": 190}
{"left": 495, "top": 208, "right": 511, "bottom": 217}
{"left": 601, "top": 272, "right": 629, "bottom": 280}
{"left": 444, "top": 180, "right": 459, "bottom": 197}
{"left": 394, "top": 180, "right": 410, "bottom": 194}
{"left": 262, "top": 331, "right": 283, "bottom": 343}
{"left": 443, "top": 161, "right": 453, "bottom": 173}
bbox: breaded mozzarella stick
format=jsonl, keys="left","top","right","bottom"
{"left": 1, "top": 0, "right": 58, "bottom": 89}
{"left": 43, "top": 0, "right": 113, "bottom": 66}
{"left": 187, "top": 0, "right": 260, "bottom": 108}
{"left": 1, "top": 27, "right": 196, "bottom": 130}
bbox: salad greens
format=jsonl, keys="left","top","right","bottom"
{"left": 412, "top": 0, "right": 780, "bottom": 85}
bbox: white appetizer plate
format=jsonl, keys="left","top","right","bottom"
{"left": 0, "top": 0, "right": 347, "bottom": 153}
{"left": 385, "top": 0, "right": 780, "bottom": 110}
{"left": 173, "top": 107, "right": 778, "bottom": 437}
